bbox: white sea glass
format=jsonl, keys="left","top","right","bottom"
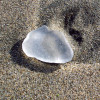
{"left": 22, "top": 25, "right": 74, "bottom": 63}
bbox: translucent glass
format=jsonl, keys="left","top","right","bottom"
{"left": 22, "top": 25, "right": 74, "bottom": 63}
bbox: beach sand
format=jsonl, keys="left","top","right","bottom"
{"left": 0, "top": 0, "right": 100, "bottom": 99}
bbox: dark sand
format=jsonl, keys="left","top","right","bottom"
{"left": 0, "top": 0, "right": 100, "bottom": 99}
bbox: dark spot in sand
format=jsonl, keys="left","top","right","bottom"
{"left": 69, "top": 28, "right": 83, "bottom": 45}
{"left": 63, "top": 7, "right": 80, "bottom": 28}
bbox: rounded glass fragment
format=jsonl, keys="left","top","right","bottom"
{"left": 22, "top": 25, "right": 74, "bottom": 63}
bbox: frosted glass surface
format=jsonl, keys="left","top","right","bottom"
{"left": 22, "top": 25, "right": 74, "bottom": 63}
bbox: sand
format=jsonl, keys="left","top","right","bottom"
{"left": 0, "top": 0, "right": 100, "bottom": 99}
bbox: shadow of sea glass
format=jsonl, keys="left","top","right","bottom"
{"left": 10, "top": 40, "right": 60, "bottom": 73}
